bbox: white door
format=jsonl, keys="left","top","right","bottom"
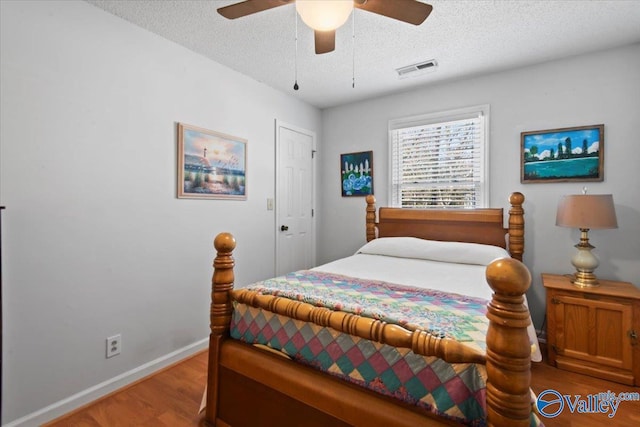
{"left": 275, "top": 121, "right": 315, "bottom": 276}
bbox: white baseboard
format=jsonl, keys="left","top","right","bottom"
{"left": 3, "top": 338, "right": 209, "bottom": 427}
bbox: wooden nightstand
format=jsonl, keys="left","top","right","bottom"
{"left": 542, "top": 273, "right": 640, "bottom": 385}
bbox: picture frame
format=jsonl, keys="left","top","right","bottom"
{"left": 521, "top": 124, "right": 604, "bottom": 183}
{"left": 177, "top": 123, "right": 247, "bottom": 199}
{"left": 341, "top": 151, "right": 373, "bottom": 197}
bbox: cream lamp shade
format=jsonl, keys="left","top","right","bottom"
{"left": 296, "top": 0, "right": 354, "bottom": 31}
{"left": 556, "top": 194, "right": 618, "bottom": 287}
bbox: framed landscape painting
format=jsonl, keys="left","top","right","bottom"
{"left": 177, "top": 123, "right": 247, "bottom": 199}
{"left": 341, "top": 151, "right": 373, "bottom": 196}
{"left": 521, "top": 124, "right": 604, "bottom": 183}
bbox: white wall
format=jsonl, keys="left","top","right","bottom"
{"left": 0, "top": 1, "right": 321, "bottom": 424}
{"left": 2, "top": 1, "right": 639, "bottom": 424}
{"left": 318, "top": 43, "right": 640, "bottom": 331}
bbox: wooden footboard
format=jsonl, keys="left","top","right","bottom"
{"left": 205, "top": 235, "right": 532, "bottom": 427}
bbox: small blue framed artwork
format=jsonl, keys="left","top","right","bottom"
{"left": 341, "top": 151, "right": 373, "bottom": 197}
{"left": 521, "top": 124, "right": 604, "bottom": 183}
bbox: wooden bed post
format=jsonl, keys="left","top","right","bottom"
{"left": 365, "top": 195, "right": 376, "bottom": 242}
{"left": 508, "top": 192, "right": 525, "bottom": 262}
{"left": 484, "top": 258, "right": 532, "bottom": 427}
{"left": 205, "top": 233, "right": 236, "bottom": 426}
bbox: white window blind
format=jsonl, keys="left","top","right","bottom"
{"left": 389, "top": 105, "right": 489, "bottom": 208}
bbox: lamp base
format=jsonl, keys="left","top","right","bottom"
{"left": 571, "top": 271, "right": 600, "bottom": 287}
{"left": 570, "top": 229, "right": 600, "bottom": 288}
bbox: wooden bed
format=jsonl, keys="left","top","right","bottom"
{"left": 204, "top": 192, "right": 533, "bottom": 427}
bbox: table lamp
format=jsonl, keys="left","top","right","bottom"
{"left": 555, "top": 194, "right": 618, "bottom": 287}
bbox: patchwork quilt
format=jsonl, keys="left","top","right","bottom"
{"left": 247, "top": 270, "right": 489, "bottom": 350}
{"left": 229, "top": 270, "right": 539, "bottom": 426}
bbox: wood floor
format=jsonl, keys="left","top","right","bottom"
{"left": 43, "top": 351, "right": 209, "bottom": 427}
{"left": 45, "top": 349, "right": 640, "bottom": 427}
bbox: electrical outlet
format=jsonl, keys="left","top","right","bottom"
{"left": 106, "top": 334, "right": 121, "bottom": 358}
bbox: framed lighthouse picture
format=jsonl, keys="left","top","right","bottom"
{"left": 177, "top": 123, "right": 247, "bottom": 200}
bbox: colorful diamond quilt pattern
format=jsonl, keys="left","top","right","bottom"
{"left": 246, "top": 270, "right": 489, "bottom": 350}
{"left": 231, "top": 304, "right": 488, "bottom": 426}
{"left": 229, "top": 272, "right": 544, "bottom": 427}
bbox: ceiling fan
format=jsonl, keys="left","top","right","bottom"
{"left": 217, "top": 0, "right": 433, "bottom": 54}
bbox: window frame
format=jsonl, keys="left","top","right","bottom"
{"left": 388, "top": 104, "right": 490, "bottom": 209}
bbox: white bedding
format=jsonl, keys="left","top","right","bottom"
{"left": 314, "top": 254, "right": 495, "bottom": 300}
{"left": 312, "top": 237, "right": 542, "bottom": 362}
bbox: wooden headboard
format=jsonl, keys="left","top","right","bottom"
{"left": 365, "top": 192, "right": 525, "bottom": 261}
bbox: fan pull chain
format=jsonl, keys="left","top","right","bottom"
{"left": 352, "top": 10, "right": 356, "bottom": 89}
{"left": 293, "top": 9, "right": 299, "bottom": 91}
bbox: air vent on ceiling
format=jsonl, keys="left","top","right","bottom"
{"left": 396, "top": 59, "right": 438, "bottom": 79}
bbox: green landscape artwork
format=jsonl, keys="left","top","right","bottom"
{"left": 521, "top": 125, "right": 604, "bottom": 183}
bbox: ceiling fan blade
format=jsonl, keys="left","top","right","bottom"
{"left": 217, "top": 0, "right": 294, "bottom": 19}
{"left": 354, "top": 0, "right": 433, "bottom": 25}
{"left": 315, "top": 30, "right": 336, "bottom": 54}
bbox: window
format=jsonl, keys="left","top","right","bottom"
{"left": 389, "top": 105, "right": 489, "bottom": 208}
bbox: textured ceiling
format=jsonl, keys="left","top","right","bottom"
{"left": 86, "top": 0, "right": 640, "bottom": 109}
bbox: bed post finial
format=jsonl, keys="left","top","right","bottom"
{"left": 484, "top": 257, "right": 532, "bottom": 427}
{"left": 366, "top": 195, "right": 376, "bottom": 242}
{"left": 508, "top": 192, "right": 525, "bottom": 262}
{"left": 206, "top": 232, "right": 236, "bottom": 425}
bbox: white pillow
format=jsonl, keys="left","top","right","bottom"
{"left": 356, "top": 237, "right": 510, "bottom": 266}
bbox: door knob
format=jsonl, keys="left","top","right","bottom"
{"left": 280, "top": 225, "right": 289, "bottom": 231}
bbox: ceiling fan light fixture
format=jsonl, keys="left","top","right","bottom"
{"left": 296, "top": 0, "right": 354, "bottom": 32}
